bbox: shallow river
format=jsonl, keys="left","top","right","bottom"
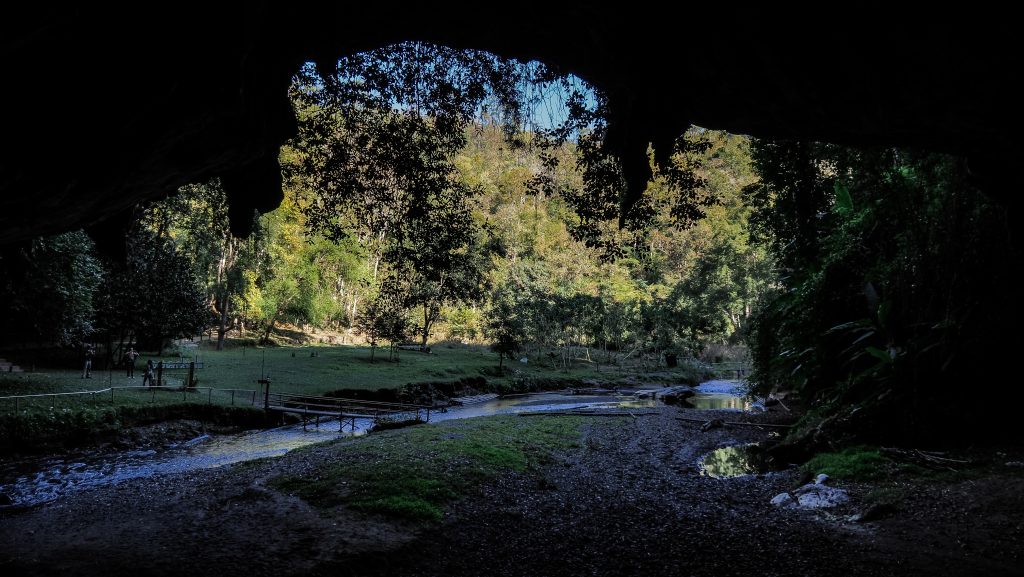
{"left": 0, "top": 380, "right": 750, "bottom": 507}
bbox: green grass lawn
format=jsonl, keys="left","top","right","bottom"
{"left": 1, "top": 340, "right": 708, "bottom": 402}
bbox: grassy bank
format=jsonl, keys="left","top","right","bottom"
{"left": 271, "top": 414, "right": 585, "bottom": 521}
{"left": 0, "top": 402, "right": 271, "bottom": 455}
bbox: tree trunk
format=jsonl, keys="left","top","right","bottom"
{"left": 420, "top": 304, "right": 433, "bottom": 351}
{"left": 260, "top": 318, "right": 276, "bottom": 346}
{"left": 216, "top": 293, "right": 230, "bottom": 351}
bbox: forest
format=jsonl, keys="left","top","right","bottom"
{"left": 1, "top": 42, "right": 1016, "bottom": 449}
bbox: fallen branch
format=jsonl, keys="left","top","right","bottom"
{"left": 676, "top": 416, "right": 794, "bottom": 429}
{"left": 759, "top": 395, "right": 791, "bottom": 413}
{"left": 880, "top": 447, "right": 970, "bottom": 469}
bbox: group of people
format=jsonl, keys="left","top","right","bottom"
{"left": 81, "top": 344, "right": 156, "bottom": 385}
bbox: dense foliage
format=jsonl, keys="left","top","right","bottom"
{"left": 0, "top": 231, "right": 102, "bottom": 345}
{"left": 745, "top": 143, "right": 1018, "bottom": 444}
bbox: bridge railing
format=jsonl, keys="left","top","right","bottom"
{"left": 266, "top": 391, "right": 432, "bottom": 422}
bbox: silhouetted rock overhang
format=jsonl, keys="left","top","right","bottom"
{"left": 2, "top": 4, "right": 1018, "bottom": 244}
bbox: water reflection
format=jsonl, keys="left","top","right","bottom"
{"left": 689, "top": 380, "right": 752, "bottom": 411}
{"left": 687, "top": 394, "right": 751, "bottom": 410}
{"left": 430, "top": 393, "right": 658, "bottom": 422}
{"left": 0, "top": 424, "right": 359, "bottom": 507}
{"left": 700, "top": 444, "right": 762, "bottom": 478}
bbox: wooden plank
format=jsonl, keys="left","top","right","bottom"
{"left": 266, "top": 405, "right": 385, "bottom": 420}
{"left": 450, "top": 393, "right": 499, "bottom": 405}
{"left": 518, "top": 411, "right": 658, "bottom": 417}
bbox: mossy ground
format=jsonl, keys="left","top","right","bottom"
{"left": 271, "top": 415, "right": 585, "bottom": 521}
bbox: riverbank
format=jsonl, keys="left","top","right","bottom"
{"left": 2, "top": 405, "right": 1021, "bottom": 576}
{"left": 0, "top": 403, "right": 276, "bottom": 456}
{"left": 0, "top": 356, "right": 713, "bottom": 456}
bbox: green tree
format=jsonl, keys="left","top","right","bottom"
{"left": 286, "top": 49, "right": 498, "bottom": 349}
{"left": 354, "top": 281, "right": 408, "bottom": 362}
{"left": 96, "top": 228, "right": 208, "bottom": 355}
{"left": 0, "top": 231, "right": 103, "bottom": 346}
{"left": 484, "top": 282, "right": 528, "bottom": 372}
{"left": 146, "top": 180, "right": 262, "bottom": 350}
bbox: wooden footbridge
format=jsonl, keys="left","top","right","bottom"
{"left": 263, "top": 390, "right": 434, "bottom": 432}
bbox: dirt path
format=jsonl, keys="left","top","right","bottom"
{"left": 1, "top": 407, "right": 1022, "bottom": 576}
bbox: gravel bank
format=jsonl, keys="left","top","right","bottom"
{"left": 1, "top": 406, "right": 1022, "bottom": 576}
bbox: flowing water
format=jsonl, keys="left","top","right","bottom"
{"left": 1, "top": 380, "right": 750, "bottom": 507}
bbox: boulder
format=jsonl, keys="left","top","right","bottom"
{"left": 771, "top": 475, "right": 850, "bottom": 509}
{"left": 660, "top": 386, "right": 696, "bottom": 405}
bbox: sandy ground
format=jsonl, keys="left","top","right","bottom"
{"left": 1, "top": 407, "right": 1023, "bottom": 577}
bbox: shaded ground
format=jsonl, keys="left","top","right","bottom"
{"left": 1, "top": 407, "right": 1023, "bottom": 576}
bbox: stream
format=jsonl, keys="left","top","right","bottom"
{"left": 0, "top": 380, "right": 751, "bottom": 508}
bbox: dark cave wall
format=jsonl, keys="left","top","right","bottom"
{"left": 2, "top": 4, "right": 1019, "bottom": 242}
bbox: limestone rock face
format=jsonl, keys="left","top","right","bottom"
{"left": 3, "top": 6, "right": 1018, "bottom": 244}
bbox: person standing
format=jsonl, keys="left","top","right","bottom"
{"left": 82, "top": 343, "right": 94, "bottom": 379}
{"left": 125, "top": 346, "right": 139, "bottom": 378}
{"left": 142, "top": 359, "right": 156, "bottom": 387}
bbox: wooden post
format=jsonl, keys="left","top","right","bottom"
{"left": 262, "top": 378, "right": 271, "bottom": 410}
{"left": 187, "top": 362, "right": 195, "bottom": 388}
{"left": 157, "top": 361, "right": 164, "bottom": 387}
